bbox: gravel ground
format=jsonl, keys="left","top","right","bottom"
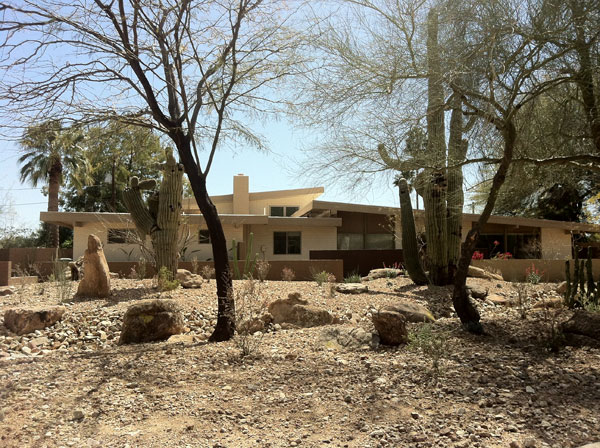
{"left": 1, "top": 276, "right": 599, "bottom": 448}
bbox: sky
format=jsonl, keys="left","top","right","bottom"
{"left": 0, "top": 119, "right": 400, "bottom": 230}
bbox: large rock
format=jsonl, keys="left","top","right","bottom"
{"left": 0, "top": 286, "right": 15, "bottom": 297}
{"left": 562, "top": 310, "right": 600, "bottom": 341}
{"left": 3, "top": 306, "right": 66, "bottom": 335}
{"left": 467, "top": 285, "right": 488, "bottom": 299}
{"left": 268, "top": 293, "right": 333, "bottom": 327}
{"left": 468, "top": 265, "right": 503, "bottom": 281}
{"left": 176, "top": 269, "right": 203, "bottom": 288}
{"left": 319, "top": 326, "right": 379, "bottom": 350}
{"left": 556, "top": 281, "right": 567, "bottom": 295}
{"left": 487, "top": 294, "right": 515, "bottom": 307}
{"left": 76, "top": 234, "right": 110, "bottom": 298}
{"left": 363, "top": 268, "right": 403, "bottom": 281}
{"left": 382, "top": 302, "right": 435, "bottom": 323}
{"left": 372, "top": 310, "right": 408, "bottom": 346}
{"left": 119, "top": 299, "right": 185, "bottom": 344}
{"left": 336, "top": 283, "right": 368, "bottom": 294}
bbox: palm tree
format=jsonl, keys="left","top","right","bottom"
{"left": 18, "top": 121, "right": 89, "bottom": 248}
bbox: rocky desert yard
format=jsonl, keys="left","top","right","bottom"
{"left": 1, "top": 275, "right": 599, "bottom": 448}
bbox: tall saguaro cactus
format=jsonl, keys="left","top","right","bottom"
{"left": 123, "top": 150, "right": 184, "bottom": 277}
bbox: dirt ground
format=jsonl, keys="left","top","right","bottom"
{"left": 1, "top": 275, "right": 599, "bottom": 448}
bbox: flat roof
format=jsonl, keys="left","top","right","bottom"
{"left": 40, "top": 211, "right": 341, "bottom": 228}
{"left": 297, "top": 200, "right": 600, "bottom": 233}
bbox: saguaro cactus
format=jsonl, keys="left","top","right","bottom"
{"left": 123, "top": 150, "right": 184, "bottom": 277}
{"left": 395, "top": 177, "right": 428, "bottom": 285}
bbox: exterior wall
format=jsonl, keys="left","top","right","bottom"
{"left": 472, "top": 259, "right": 600, "bottom": 282}
{"left": 75, "top": 221, "right": 247, "bottom": 263}
{"left": 249, "top": 224, "right": 337, "bottom": 261}
{"left": 108, "top": 259, "right": 343, "bottom": 282}
{"left": 249, "top": 193, "right": 316, "bottom": 215}
{"left": 541, "top": 228, "right": 572, "bottom": 260}
{"left": 0, "top": 261, "right": 10, "bottom": 286}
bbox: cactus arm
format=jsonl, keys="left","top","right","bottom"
{"left": 123, "top": 185, "right": 154, "bottom": 237}
{"left": 243, "top": 232, "right": 255, "bottom": 278}
{"left": 397, "top": 177, "right": 429, "bottom": 285}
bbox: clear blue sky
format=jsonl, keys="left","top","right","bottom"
{"left": 0, "top": 118, "right": 400, "bottom": 230}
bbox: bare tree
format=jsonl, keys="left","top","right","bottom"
{"left": 0, "top": 0, "right": 301, "bottom": 341}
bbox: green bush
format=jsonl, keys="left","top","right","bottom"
{"left": 157, "top": 266, "right": 179, "bottom": 292}
{"left": 344, "top": 272, "right": 362, "bottom": 283}
{"left": 312, "top": 270, "right": 330, "bottom": 286}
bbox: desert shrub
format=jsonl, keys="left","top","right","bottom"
{"left": 344, "top": 272, "right": 362, "bottom": 283}
{"left": 408, "top": 324, "right": 448, "bottom": 379}
{"left": 191, "top": 256, "right": 199, "bottom": 275}
{"left": 234, "top": 279, "right": 268, "bottom": 357}
{"left": 255, "top": 259, "right": 270, "bottom": 282}
{"left": 201, "top": 265, "right": 215, "bottom": 281}
{"left": 312, "top": 269, "right": 330, "bottom": 286}
{"left": 281, "top": 267, "right": 295, "bottom": 281}
{"left": 157, "top": 266, "right": 179, "bottom": 292}
{"left": 53, "top": 259, "right": 72, "bottom": 302}
{"left": 525, "top": 262, "right": 543, "bottom": 284}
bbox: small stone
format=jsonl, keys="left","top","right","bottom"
{"left": 72, "top": 410, "right": 84, "bottom": 421}
{"left": 21, "top": 346, "right": 32, "bottom": 355}
{"left": 410, "top": 412, "right": 420, "bottom": 419}
{"left": 525, "top": 386, "right": 535, "bottom": 394}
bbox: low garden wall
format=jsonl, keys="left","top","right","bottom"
{"left": 107, "top": 259, "right": 344, "bottom": 282}
{"left": 472, "top": 259, "right": 600, "bottom": 282}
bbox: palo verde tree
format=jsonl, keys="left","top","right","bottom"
{"left": 0, "top": 0, "right": 301, "bottom": 341}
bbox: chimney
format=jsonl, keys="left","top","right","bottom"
{"left": 233, "top": 174, "right": 250, "bottom": 214}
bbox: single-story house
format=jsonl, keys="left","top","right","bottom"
{"left": 40, "top": 174, "right": 600, "bottom": 279}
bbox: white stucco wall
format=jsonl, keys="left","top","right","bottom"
{"left": 249, "top": 224, "right": 337, "bottom": 261}
{"left": 541, "top": 227, "right": 572, "bottom": 260}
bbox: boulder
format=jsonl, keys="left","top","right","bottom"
{"left": 267, "top": 293, "right": 333, "bottom": 327}
{"left": 119, "top": 299, "right": 185, "bottom": 344}
{"left": 468, "top": 265, "right": 503, "bottom": 281}
{"left": 555, "top": 281, "right": 567, "bottom": 295}
{"left": 76, "top": 234, "right": 111, "bottom": 298}
{"left": 176, "top": 269, "right": 204, "bottom": 288}
{"left": 336, "top": 283, "right": 369, "bottom": 294}
{"left": 3, "top": 306, "right": 66, "bottom": 335}
{"left": 487, "top": 294, "right": 515, "bottom": 307}
{"left": 109, "top": 272, "right": 120, "bottom": 279}
{"left": 467, "top": 285, "right": 488, "bottom": 299}
{"left": 576, "top": 443, "right": 600, "bottom": 448}
{"left": 382, "top": 302, "right": 435, "bottom": 323}
{"left": 0, "top": 286, "right": 15, "bottom": 297}
{"left": 364, "top": 268, "right": 403, "bottom": 280}
{"left": 319, "top": 326, "right": 379, "bottom": 350}
{"left": 372, "top": 310, "right": 408, "bottom": 346}
{"left": 561, "top": 310, "right": 600, "bottom": 341}
{"left": 532, "top": 297, "right": 563, "bottom": 309}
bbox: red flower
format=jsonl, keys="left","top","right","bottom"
{"left": 493, "top": 240, "right": 500, "bottom": 246}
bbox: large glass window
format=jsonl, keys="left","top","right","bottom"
{"left": 270, "top": 206, "right": 299, "bottom": 217}
{"left": 366, "top": 234, "right": 395, "bottom": 250}
{"left": 337, "top": 233, "right": 364, "bottom": 250}
{"left": 274, "top": 231, "right": 301, "bottom": 254}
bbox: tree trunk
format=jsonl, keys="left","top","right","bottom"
{"left": 397, "top": 178, "right": 428, "bottom": 285}
{"left": 47, "top": 159, "right": 62, "bottom": 248}
{"left": 424, "top": 8, "right": 448, "bottom": 285}
{"left": 452, "top": 120, "right": 516, "bottom": 333}
{"left": 447, "top": 93, "right": 468, "bottom": 280}
{"left": 570, "top": 0, "right": 600, "bottom": 154}
{"left": 174, "top": 135, "right": 235, "bottom": 342}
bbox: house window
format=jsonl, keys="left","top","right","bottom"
{"left": 270, "top": 206, "right": 299, "bottom": 217}
{"left": 107, "top": 229, "right": 136, "bottom": 244}
{"left": 366, "top": 234, "right": 395, "bottom": 250}
{"left": 274, "top": 231, "right": 301, "bottom": 254}
{"left": 198, "top": 229, "right": 211, "bottom": 244}
{"left": 337, "top": 233, "right": 364, "bottom": 250}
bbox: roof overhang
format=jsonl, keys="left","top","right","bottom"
{"left": 40, "top": 211, "right": 341, "bottom": 229}
{"left": 296, "top": 200, "right": 600, "bottom": 233}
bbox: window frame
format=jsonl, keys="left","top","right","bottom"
{"left": 273, "top": 231, "right": 301, "bottom": 255}
{"left": 269, "top": 206, "right": 299, "bottom": 217}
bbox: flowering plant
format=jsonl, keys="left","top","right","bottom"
{"left": 525, "top": 262, "right": 544, "bottom": 284}
{"left": 493, "top": 252, "right": 512, "bottom": 260}
{"left": 472, "top": 251, "right": 484, "bottom": 260}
